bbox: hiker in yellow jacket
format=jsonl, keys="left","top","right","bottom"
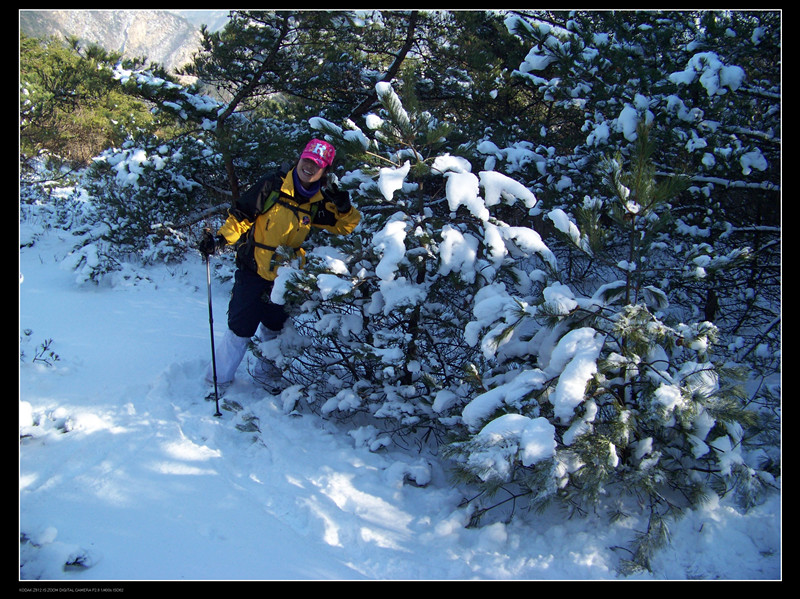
{"left": 199, "top": 138, "right": 360, "bottom": 388}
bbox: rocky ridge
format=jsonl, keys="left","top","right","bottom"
{"left": 19, "top": 10, "right": 224, "bottom": 72}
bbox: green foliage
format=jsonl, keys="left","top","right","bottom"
{"left": 83, "top": 133, "right": 223, "bottom": 262}
{"left": 442, "top": 131, "right": 774, "bottom": 537}
{"left": 20, "top": 34, "right": 158, "bottom": 167}
{"left": 491, "top": 14, "right": 780, "bottom": 475}
{"left": 497, "top": 11, "right": 779, "bottom": 357}
{"left": 263, "top": 85, "right": 493, "bottom": 451}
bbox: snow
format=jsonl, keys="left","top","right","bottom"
{"left": 445, "top": 171, "right": 488, "bottom": 221}
{"left": 547, "top": 327, "right": 606, "bottom": 425}
{"left": 377, "top": 161, "right": 411, "bottom": 201}
{"left": 669, "top": 52, "right": 746, "bottom": 96}
{"left": 461, "top": 325, "right": 607, "bottom": 436}
{"left": 740, "top": 149, "right": 768, "bottom": 175}
{"left": 468, "top": 413, "right": 556, "bottom": 482}
{"left": 462, "top": 370, "right": 548, "bottom": 430}
{"left": 438, "top": 225, "right": 478, "bottom": 283}
{"left": 372, "top": 217, "right": 409, "bottom": 281}
{"left": 479, "top": 170, "right": 537, "bottom": 209}
{"left": 617, "top": 104, "right": 641, "bottom": 142}
{"left": 547, "top": 209, "right": 583, "bottom": 248}
{"left": 19, "top": 215, "right": 780, "bottom": 583}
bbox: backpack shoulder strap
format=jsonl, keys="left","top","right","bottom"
{"left": 260, "top": 167, "right": 294, "bottom": 215}
{"left": 235, "top": 166, "right": 291, "bottom": 218}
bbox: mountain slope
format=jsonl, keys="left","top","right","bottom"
{"left": 19, "top": 9, "right": 206, "bottom": 71}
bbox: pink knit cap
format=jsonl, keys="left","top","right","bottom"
{"left": 300, "top": 139, "right": 336, "bottom": 169}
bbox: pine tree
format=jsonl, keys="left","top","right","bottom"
{"left": 491, "top": 11, "right": 780, "bottom": 365}
{"left": 65, "top": 62, "right": 230, "bottom": 279}
{"left": 263, "top": 82, "right": 547, "bottom": 453}
{"left": 484, "top": 10, "right": 780, "bottom": 488}
{"left": 443, "top": 125, "right": 773, "bottom": 543}
{"left": 19, "top": 33, "right": 157, "bottom": 167}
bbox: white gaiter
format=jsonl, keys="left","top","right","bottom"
{"left": 207, "top": 328, "right": 251, "bottom": 385}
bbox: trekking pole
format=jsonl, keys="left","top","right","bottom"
{"left": 204, "top": 246, "right": 223, "bottom": 418}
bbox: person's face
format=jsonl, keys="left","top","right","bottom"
{"left": 296, "top": 157, "right": 325, "bottom": 187}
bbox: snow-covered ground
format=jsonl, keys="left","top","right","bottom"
{"left": 19, "top": 221, "right": 781, "bottom": 582}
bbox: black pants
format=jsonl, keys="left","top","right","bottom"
{"left": 227, "top": 268, "right": 289, "bottom": 338}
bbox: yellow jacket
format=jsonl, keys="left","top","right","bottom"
{"left": 218, "top": 168, "right": 361, "bottom": 281}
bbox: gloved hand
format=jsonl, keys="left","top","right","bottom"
{"left": 198, "top": 230, "right": 225, "bottom": 256}
{"left": 325, "top": 188, "right": 352, "bottom": 214}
